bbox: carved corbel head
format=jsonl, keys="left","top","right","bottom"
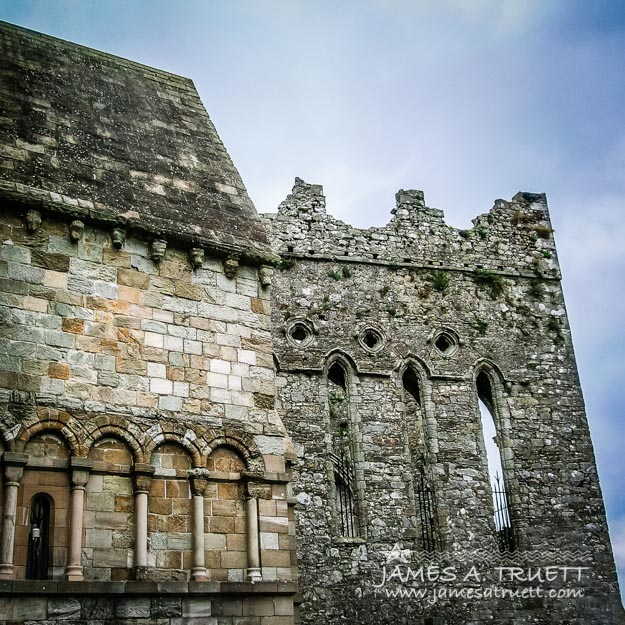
{"left": 259, "top": 265, "right": 274, "bottom": 288}
{"left": 111, "top": 227, "right": 126, "bottom": 249}
{"left": 25, "top": 209, "right": 42, "bottom": 233}
{"left": 189, "top": 247, "right": 204, "bottom": 269}
{"left": 69, "top": 219, "right": 85, "bottom": 242}
{"left": 150, "top": 238, "right": 167, "bottom": 263}
{"left": 223, "top": 256, "right": 239, "bottom": 279}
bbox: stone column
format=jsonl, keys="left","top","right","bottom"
{"left": 65, "top": 457, "right": 94, "bottom": 581}
{"left": 189, "top": 469, "right": 210, "bottom": 581}
{"left": 132, "top": 463, "right": 155, "bottom": 577}
{"left": 245, "top": 481, "right": 262, "bottom": 582}
{"left": 0, "top": 452, "right": 28, "bottom": 579}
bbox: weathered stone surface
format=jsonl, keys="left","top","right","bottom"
{"left": 0, "top": 22, "right": 276, "bottom": 264}
{"left": 262, "top": 178, "right": 624, "bottom": 625}
{"left": 0, "top": 17, "right": 621, "bottom": 625}
{"left": 0, "top": 20, "right": 294, "bottom": 625}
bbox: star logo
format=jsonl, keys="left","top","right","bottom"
{"left": 384, "top": 542, "right": 411, "bottom": 564}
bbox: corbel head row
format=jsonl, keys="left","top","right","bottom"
{"left": 23, "top": 210, "right": 274, "bottom": 286}
{"left": 26, "top": 209, "right": 85, "bottom": 241}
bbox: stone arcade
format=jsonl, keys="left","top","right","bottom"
{"left": 0, "top": 21, "right": 623, "bottom": 625}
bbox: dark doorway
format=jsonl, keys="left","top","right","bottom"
{"left": 26, "top": 495, "right": 51, "bottom": 580}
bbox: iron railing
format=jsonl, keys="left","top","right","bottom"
{"left": 330, "top": 447, "right": 359, "bottom": 538}
{"left": 415, "top": 467, "right": 439, "bottom": 552}
{"left": 493, "top": 472, "right": 516, "bottom": 552}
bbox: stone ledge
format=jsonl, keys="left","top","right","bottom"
{"left": 275, "top": 251, "right": 562, "bottom": 281}
{"left": 0, "top": 188, "right": 279, "bottom": 267}
{"left": 1, "top": 580, "right": 298, "bottom": 596}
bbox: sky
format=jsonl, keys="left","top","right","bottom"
{"left": 1, "top": 0, "right": 624, "bottom": 599}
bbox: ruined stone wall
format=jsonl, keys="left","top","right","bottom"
{"left": 0, "top": 203, "right": 296, "bottom": 624}
{"left": 262, "top": 179, "right": 624, "bottom": 624}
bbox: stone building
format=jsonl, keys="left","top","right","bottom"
{"left": 0, "top": 21, "right": 296, "bottom": 624}
{"left": 261, "top": 180, "right": 625, "bottom": 624}
{"left": 0, "top": 19, "right": 623, "bottom": 625}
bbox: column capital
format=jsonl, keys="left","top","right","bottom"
{"left": 70, "top": 457, "right": 93, "bottom": 488}
{"left": 133, "top": 463, "right": 155, "bottom": 493}
{"left": 241, "top": 470, "right": 267, "bottom": 499}
{"left": 2, "top": 452, "right": 28, "bottom": 484}
{"left": 189, "top": 468, "right": 210, "bottom": 496}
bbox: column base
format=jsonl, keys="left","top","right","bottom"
{"left": 0, "top": 564, "right": 14, "bottom": 579}
{"left": 65, "top": 565, "right": 84, "bottom": 581}
{"left": 191, "top": 567, "right": 208, "bottom": 581}
{"left": 246, "top": 567, "right": 262, "bottom": 582}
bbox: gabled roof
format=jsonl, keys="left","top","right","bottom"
{"left": 0, "top": 21, "right": 275, "bottom": 263}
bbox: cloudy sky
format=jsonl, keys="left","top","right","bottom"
{"left": 2, "top": 0, "right": 624, "bottom": 597}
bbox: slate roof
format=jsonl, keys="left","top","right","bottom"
{"left": 0, "top": 21, "right": 275, "bottom": 263}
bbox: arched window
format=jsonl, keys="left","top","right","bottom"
{"left": 327, "top": 361, "right": 360, "bottom": 538}
{"left": 19, "top": 432, "right": 71, "bottom": 580}
{"left": 402, "top": 365, "right": 440, "bottom": 552}
{"left": 476, "top": 369, "right": 515, "bottom": 552}
{"left": 26, "top": 495, "right": 52, "bottom": 580}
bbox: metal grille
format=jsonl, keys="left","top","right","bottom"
{"left": 415, "top": 467, "right": 439, "bottom": 552}
{"left": 26, "top": 496, "right": 50, "bottom": 580}
{"left": 493, "top": 473, "right": 516, "bottom": 552}
{"left": 331, "top": 447, "right": 358, "bottom": 538}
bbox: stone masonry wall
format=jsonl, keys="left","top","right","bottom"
{"left": 262, "top": 179, "right": 624, "bottom": 625}
{"left": 0, "top": 202, "right": 296, "bottom": 624}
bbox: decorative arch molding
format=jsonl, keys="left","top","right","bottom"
{"left": 323, "top": 348, "right": 359, "bottom": 376}
{"left": 205, "top": 429, "right": 265, "bottom": 473}
{"left": 88, "top": 425, "right": 144, "bottom": 464}
{"left": 471, "top": 358, "right": 515, "bottom": 435}
{"left": 144, "top": 433, "right": 203, "bottom": 469}
{"left": 471, "top": 357, "right": 508, "bottom": 386}
{"left": 16, "top": 419, "right": 85, "bottom": 457}
{"left": 398, "top": 355, "right": 439, "bottom": 455}
{"left": 397, "top": 353, "right": 433, "bottom": 380}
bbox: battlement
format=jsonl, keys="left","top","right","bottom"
{"left": 262, "top": 178, "right": 557, "bottom": 278}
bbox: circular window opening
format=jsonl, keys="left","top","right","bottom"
{"left": 286, "top": 321, "right": 314, "bottom": 348}
{"left": 434, "top": 332, "right": 457, "bottom": 356}
{"left": 291, "top": 326, "right": 308, "bottom": 344}
{"left": 359, "top": 328, "right": 384, "bottom": 353}
{"left": 363, "top": 332, "right": 379, "bottom": 349}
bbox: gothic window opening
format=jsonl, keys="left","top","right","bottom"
{"left": 402, "top": 367, "right": 421, "bottom": 406}
{"left": 403, "top": 366, "right": 440, "bottom": 552}
{"left": 476, "top": 370, "right": 515, "bottom": 552}
{"left": 26, "top": 495, "right": 51, "bottom": 580}
{"left": 328, "top": 361, "right": 360, "bottom": 538}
